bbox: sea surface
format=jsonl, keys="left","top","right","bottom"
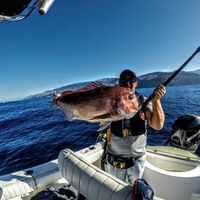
{"left": 0, "top": 84, "right": 200, "bottom": 176}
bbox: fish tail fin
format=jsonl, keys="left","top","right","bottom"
{"left": 52, "top": 99, "right": 57, "bottom": 106}
{"left": 52, "top": 92, "right": 62, "bottom": 107}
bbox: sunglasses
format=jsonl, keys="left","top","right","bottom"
{"left": 119, "top": 77, "right": 138, "bottom": 86}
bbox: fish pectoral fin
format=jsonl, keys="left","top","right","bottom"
{"left": 90, "top": 113, "right": 112, "bottom": 120}
{"left": 98, "top": 121, "right": 111, "bottom": 132}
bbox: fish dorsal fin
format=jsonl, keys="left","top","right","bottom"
{"left": 61, "top": 81, "right": 109, "bottom": 96}
{"left": 78, "top": 81, "right": 107, "bottom": 91}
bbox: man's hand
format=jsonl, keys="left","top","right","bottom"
{"left": 153, "top": 84, "right": 166, "bottom": 101}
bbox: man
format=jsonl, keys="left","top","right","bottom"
{"left": 105, "top": 69, "right": 166, "bottom": 185}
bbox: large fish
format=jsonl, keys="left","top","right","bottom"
{"left": 52, "top": 82, "right": 140, "bottom": 128}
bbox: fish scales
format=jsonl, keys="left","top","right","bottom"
{"left": 52, "top": 82, "right": 140, "bottom": 124}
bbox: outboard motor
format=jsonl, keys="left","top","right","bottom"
{"left": 168, "top": 114, "right": 200, "bottom": 152}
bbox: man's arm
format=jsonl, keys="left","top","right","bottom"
{"left": 146, "top": 85, "right": 166, "bottom": 130}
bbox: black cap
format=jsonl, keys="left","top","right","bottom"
{"left": 119, "top": 69, "right": 137, "bottom": 86}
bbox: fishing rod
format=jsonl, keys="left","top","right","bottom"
{"left": 138, "top": 46, "right": 200, "bottom": 112}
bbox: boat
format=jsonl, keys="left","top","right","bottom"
{"left": 0, "top": 139, "right": 199, "bottom": 200}
{"left": 0, "top": 38, "right": 198, "bottom": 200}
{"left": 0, "top": 2, "right": 200, "bottom": 199}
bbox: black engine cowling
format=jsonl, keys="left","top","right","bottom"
{"left": 167, "top": 114, "right": 200, "bottom": 152}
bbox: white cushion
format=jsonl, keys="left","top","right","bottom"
{"left": 58, "top": 149, "right": 132, "bottom": 200}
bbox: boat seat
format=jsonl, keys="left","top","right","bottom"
{"left": 58, "top": 149, "right": 132, "bottom": 200}
{"left": 0, "top": 160, "right": 62, "bottom": 200}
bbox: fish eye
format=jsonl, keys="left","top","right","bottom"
{"left": 128, "top": 95, "right": 133, "bottom": 100}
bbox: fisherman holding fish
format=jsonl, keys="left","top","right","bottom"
{"left": 104, "top": 69, "right": 166, "bottom": 185}
{"left": 53, "top": 69, "right": 166, "bottom": 186}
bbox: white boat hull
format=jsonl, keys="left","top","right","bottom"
{"left": 144, "top": 146, "right": 200, "bottom": 200}
{"left": 0, "top": 143, "right": 199, "bottom": 200}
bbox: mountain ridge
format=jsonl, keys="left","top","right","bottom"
{"left": 26, "top": 69, "right": 200, "bottom": 99}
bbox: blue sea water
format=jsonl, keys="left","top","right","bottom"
{"left": 0, "top": 84, "right": 200, "bottom": 176}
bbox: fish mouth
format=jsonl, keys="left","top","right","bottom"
{"left": 117, "top": 107, "right": 139, "bottom": 119}
{"left": 117, "top": 107, "right": 131, "bottom": 119}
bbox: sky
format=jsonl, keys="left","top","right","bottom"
{"left": 1, "top": 0, "right": 200, "bottom": 102}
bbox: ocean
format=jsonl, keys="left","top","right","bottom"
{"left": 0, "top": 84, "right": 200, "bottom": 176}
